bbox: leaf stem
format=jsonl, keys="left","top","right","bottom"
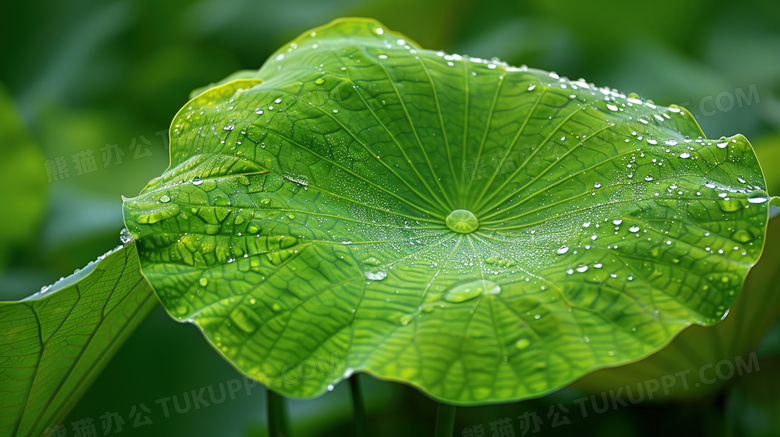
{"left": 434, "top": 402, "right": 457, "bottom": 437}
{"left": 267, "top": 389, "right": 288, "bottom": 437}
{"left": 349, "top": 374, "right": 367, "bottom": 436}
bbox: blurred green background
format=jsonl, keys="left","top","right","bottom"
{"left": 1, "top": 0, "right": 779, "bottom": 435}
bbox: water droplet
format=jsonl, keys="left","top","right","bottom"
{"left": 445, "top": 209, "right": 479, "bottom": 233}
{"left": 230, "top": 307, "right": 259, "bottom": 333}
{"left": 718, "top": 198, "right": 742, "bottom": 212}
{"left": 515, "top": 338, "right": 531, "bottom": 349}
{"left": 732, "top": 229, "right": 755, "bottom": 243}
{"left": 443, "top": 279, "right": 500, "bottom": 303}
{"left": 315, "top": 78, "right": 325, "bottom": 85}
{"left": 136, "top": 203, "right": 181, "bottom": 224}
{"left": 160, "top": 195, "right": 171, "bottom": 203}
{"left": 119, "top": 228, "right": 133, "bottom": 244}
{"left": 199, "top": 277, "right": 208, "bottom": 287}
{"left": 679, "top": 152, "right": 690, "bottom": 159}
{"left": 556, "top": 246, "right": 569, "bottom": 255}
{"left": 613, "top": 219, "right": 623, "bottom": 225}
{"left": 748, "top": 196, "right": 768, "bottom": 204}
{"left": 400, "top": 315, "right": 413, "bottom": 325}
{"left": 192, "top": 177, "right": 204, "bottom": 185}
{"left": 363, "top": 257, "right": 382, "bottom": 266}
{"left": 365, "top": 271, "right": 387, "bottom": 281}
{"left": 272, "top": 303, "right": 282, "bottom": 312}
{"left": 629, "top": 226, "right": 640, "bottom": 233}
{"left": 327, "top": 384, "right": 334, "bottom": 392}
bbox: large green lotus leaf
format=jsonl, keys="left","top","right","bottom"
{"left": 0, "top": 242, "right": 157, "bottom": 436}
{"left": 123, "top": 18, "right": 772, "bottom": 404}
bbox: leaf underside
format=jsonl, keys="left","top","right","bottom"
{"left": 123, "top": 18, "right": 770, "bottom": 405}
{"left": 0, "top": 242, "right": 157, "bottom": 436}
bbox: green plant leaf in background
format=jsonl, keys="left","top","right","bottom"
{"left": 123, "top": 18, "right": 772, "bottom": 404}
{"left": 0, "top": 83, "right": 47, "bottom": 273}
{"left": 0, "top": 241, "right": 157, "bottom": 437}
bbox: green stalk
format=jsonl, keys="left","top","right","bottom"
{"left": 434, "top": 402, "right": 457, "bottom": 437}
{"left": 349, "top": 375, "right": 367, "bottom": 436}
{"left": 267, "top": 389, "right": 288, "bottom": 437}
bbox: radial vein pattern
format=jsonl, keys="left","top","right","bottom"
{"left": 123, "top": 18, "right": 770, "bottom": 404}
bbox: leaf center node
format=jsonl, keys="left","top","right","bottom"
{"left": 445, "top": 209, "right": 479, "bottom": 234}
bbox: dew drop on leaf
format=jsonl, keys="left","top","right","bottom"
{"left": 718, "top": 199, "right": 742, "bottom": 213}
{"left": 515, "top": 338, "right": 531, "bottom": 349}
{"left": 732, "top": 229, "right": 755, "bottom": 243}
{"left": 231, "top": 307, "right": 259, "bottom": 333}
{"left": 363, "top": 257, "right": 382, "bottom": 266}
{"left": 748, "top": 195, "right": 768, "bottom": 204}
{"left": 119, "top": 228, "right": 133, "bottom": 244}
{"left": 365, "top": 271, "right": 387, "bottom": 281}
{"left": 443, "top": 280, "right": 500, "bottom": 303}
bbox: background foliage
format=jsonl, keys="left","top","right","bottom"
{"left": 1, "top": 0, "right": 779, "bottom": 435}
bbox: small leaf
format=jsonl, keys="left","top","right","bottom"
{"left": 0, "top": 242, "right": 157, "bottom": 436}
{"left": 124, "top": 18, "right": 771, "bottom": 404}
